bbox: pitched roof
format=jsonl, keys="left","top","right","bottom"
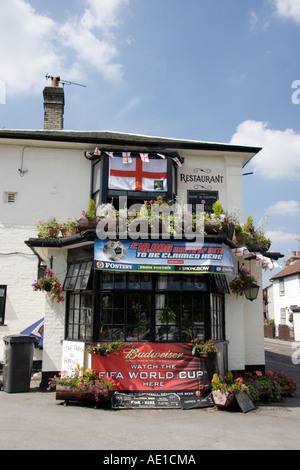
{"left": 0, "top": 129, "right": 261, "bottom": 167}
{"left": 271, "top": 259, "right": 300, "bottom": 280}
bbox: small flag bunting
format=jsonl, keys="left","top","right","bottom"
{"left": 173, "top": 156, "right": 182, "bottom": 167}
{"left": 122, "top": 152, "right": 132, "bottom": 164}
{"left": 140, "top": 153, "right": 149, "bottom": 163}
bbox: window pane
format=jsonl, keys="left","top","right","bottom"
{"left": 101, "top": 294, "right": 112, "bottom": 308}
{"left": 194, "top": 275, "right": 207, "bottom": 291}
{"left": 182, "top": 276, "right": 193, "bottom": 290}
{"left": 157, "top": 275, "right": 168, "bottom": 290}
{"left": 115, "top": 273, "right": 126, "bottom": 289}
{"left": 168, "top": 275, "right": 180, "bottom": 291}
{"left": 65, "top": 260, "right": 92, "bottom": 291}
{"left": 140, "top": 274, "right": 152, "bottom": 290}
{"left": 102, "top": 272, "right": 114, "bottom": 289}
{"left": 128, "top": 274, "right": 141, "bottom": 289}
{"left": 81, "top": 261, "right": 93, "bottom": 289}
{"left": 0, "top": 298, "right": 4, "bottom": 323}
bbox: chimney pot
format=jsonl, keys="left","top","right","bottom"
{"left": 51, "top": 76, "right": 60, "bottom": 87}
{"left": 293, "top": 251, "right": 296, "bottom": 257}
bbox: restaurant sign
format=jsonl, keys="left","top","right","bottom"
{"left": 178, "top": 168, "right": 226, "bottom": 191}
{"left": 91, "top": 343, "right": 214, "bottom": 409}
{"left": 94, "top": 240, "right": 234, "bottom": 275}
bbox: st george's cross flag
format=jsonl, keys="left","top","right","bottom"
{"left": 108, "top": 156, "right": 167, "bottom": 191}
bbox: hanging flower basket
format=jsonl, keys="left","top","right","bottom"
{"left": 32, "top": 269, "right": 64, "bottom": 306}
{"left": 229, "top": 267, "right": 258, "bottom": 298}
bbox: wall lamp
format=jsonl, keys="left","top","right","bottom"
{"left": 244, "top": 283, "right": 260, "bottom": 301}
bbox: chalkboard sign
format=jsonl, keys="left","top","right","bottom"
{"left": 235, "top": 392, "right": 255, "bottom": 413}
{"left": 112, "top": 392, "right": 181, "bottom": 409}
{"left": 188, "top": 191, "right": 219, "bottom": 214}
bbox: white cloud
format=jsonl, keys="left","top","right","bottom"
{"left": 266, "top": 200, "right": 300, "bottom": 215}
{"left": 0, "top": 0, "right": 129, "bottom": 96}
{"left": 265, "top": 230, "right": 300, "bottom": 244}
{"left": 0, "top": 0, "right": 59, "bottom": 95}
{"left": 271, "top": 0, "right": 300, "bottom": 24}
{"left": 249, "top": 10, "right": 259, "bottom": 31}
{"left": 82, "top": 0, "right": 129, "bottom": 30}
{"left": 230, "top": 120, "right": 300, "bottom": 179}
{"left": 116, "top": 96, "right": 143, "bottom": 119}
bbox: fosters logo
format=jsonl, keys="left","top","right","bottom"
{"left": 95, "top": 261, "right": 133, "bottom": 270}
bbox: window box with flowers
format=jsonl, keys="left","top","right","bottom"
{"left": 234, "top": 215, "right": 271, "bottom": 251}
{"left": 47, "top": 366, "right": 117, "bottom": 407}
{"left": 32, "top": 269, "right": 64, "bottom": 306}
{"left": 60, "top": 218, "right": 78, "bottom": 237}
{"left": 242, "top": 370, "right": 297, "bottom": 402}
{"left": 36, "top": 218, "right": 60, "bottom": 238}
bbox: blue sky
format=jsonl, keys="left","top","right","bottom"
{"left": 1, "top": 0, "right": 300, "bottom": 283}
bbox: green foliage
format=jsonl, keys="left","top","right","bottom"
{"left": 191, "top": 338, "right": 217, "bottom": 357}
{"left": 86, "top": 341, "right": 127, "bottom": 356}
{"left": 85, "top": 199, "right": 97, "bottom": 219}
{"left": 212, "top": 200, "right": 224, "bottom": 216}
{"left": 47, "top": 365, "right": 117, "bottom": 402}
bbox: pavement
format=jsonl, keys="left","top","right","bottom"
{"left": 0, "top": 338, "right": 299, "bottom": 451}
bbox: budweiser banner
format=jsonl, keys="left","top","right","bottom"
{"left": 91, "top": 343, "right": 214, "bottom": 409}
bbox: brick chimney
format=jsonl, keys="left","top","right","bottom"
{"left": 43, "top": 76, "right": 65, "bottom": 130}
{"left": 286, "top": 251, "right": 300, "bottom": 266}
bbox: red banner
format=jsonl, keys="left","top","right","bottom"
{"left": 91, "top": 343, "right": 210, "bottom": 394}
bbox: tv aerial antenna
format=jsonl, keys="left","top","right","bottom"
{"left": 296, "top": 238, "right": 300, "bottom": 251}
{"left": 45, "top": 74, "right": 86, "bottom": 88}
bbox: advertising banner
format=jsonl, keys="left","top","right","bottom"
{"left": 94, "top": 240, "right": 234, "bottom": 275}
{"left": 91, "top": 343, "right": 214, "bottom": 409}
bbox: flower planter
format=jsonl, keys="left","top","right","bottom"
{"left": 204, "top": 220, "right": 234, "bottom": 239}
{"left": 128, "top": 218, "right": 151, "bottom": 234}
{"left": 55, "top": 385, "right": 110, "bottom": 406}
{"left": 234, "top": 233, "right": 244, "bottom": 244}
{"left": 204, "top": 220, "right": 222, "bottom": 235}
{"left": 61, "top": 228, "right": 78, "bottom": 237}
{"left": 77, "top": 217, "right": 102, "bottom": 232}
{"left": 47, "top": 226, "right": 58, "bottom": 237}
{"left": 264, "top": 324, "right": 275, "bottom": 339}
{"left": 280, "top": 385, "right": 296, "bottom": 396}
{"left": 212, "top": 390, "right": 235, "bottom": 407}
{"left": 221, "top": 222, "right": 234, "bottom": 240}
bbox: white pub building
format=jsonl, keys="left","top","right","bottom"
{"left": 0, "top": 78, "right": 282, "bottom": 402}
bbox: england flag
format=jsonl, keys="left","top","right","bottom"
{"left": 108, "top": 157, "right": 167, "bottom": 191}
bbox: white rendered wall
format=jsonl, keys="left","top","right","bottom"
{"left": 273, "top": 275, "right": 300, "bottom": 329}
{"left": 0, "top": 142, "right": 91, "bottom": 364}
